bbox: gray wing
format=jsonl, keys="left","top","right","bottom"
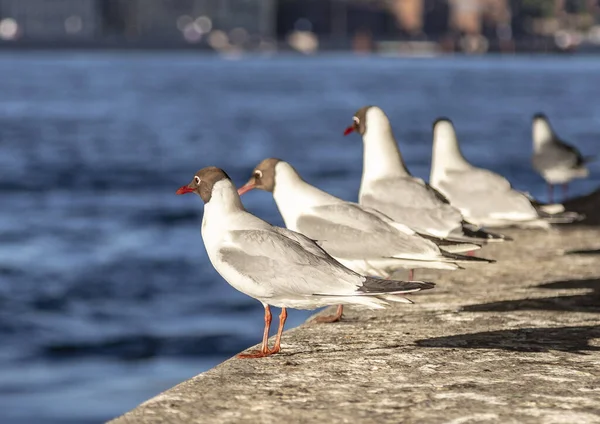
{"left": 437, "top": 169, "right": 537, "bottom": 219}
{"left": 367, "top": 177, "right": 451, "bottom": 208}
{"left": 295, "top": 203, "right": 438, "bottom": 260}
{"left": 360, "top": 177, "right": 464, "bottom": 236}
{"left": 445, "top": 168, "right": 512, "bottom": 192}
{"left": 533, "top": 141, "right": 583, "bottom": 171}
{"left": 219, "top": 229, "right": 366, "bottom": 297}
{"left": 271, "top": 226, "right": 332, "bottom": 260}
{"left": 359, "top": 206, "right": 419, "bottom": 235}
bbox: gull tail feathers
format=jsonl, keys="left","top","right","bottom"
{"left": 417, "top": 233, "right": 482, "bottom": 253}
{"left": 380, "top": 295, "right": 414, "bottom": 304}
{"left": 381, "top": 256, "right": 463, "bottom": 271}
{"left": 438, "top": 243, "right": 481, "bottom": 253}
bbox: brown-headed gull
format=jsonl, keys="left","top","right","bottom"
{"left": 343, "top": 105, "right": 510, "bottom": 243}
{"left": 532, "top": 113, "right": 592, "bottom": 203}
{"left": 430, "top": 118, "right": 582, "bottom": 228}
{"left": 176, "top": 166, "right": 435, "bottom": 358}
{"left": 238, "top": 158, "right": 493, "bottom": 283}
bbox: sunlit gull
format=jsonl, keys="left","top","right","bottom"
{"left": 430, "top": 118, "right": 582, "bottom": 228}
{"left": 344, "top": 105, "right": 510, "bottom": 243}
{"left": 532, "top": 113, "right": 592, "bottom": 203}
{"left": 176, "top": 166, "right": 435, "bottom": 357}
{"left": 237, "top": 159, "right": 492, "bottom": 321}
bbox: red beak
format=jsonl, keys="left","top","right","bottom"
{"left": 237, "top": 181, "right": 256, "bottom": 195}
{"left": 176, "top": 186, "right": 195, "bottom": 195}
{"left": 343, "top": 125, "right": 355, "bottom": 136}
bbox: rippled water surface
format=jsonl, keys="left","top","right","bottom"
{"left": 0, "top": 53, "right": 599, "bottom": 424}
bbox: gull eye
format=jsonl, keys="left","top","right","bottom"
{"left": 194, "top": 176, "right": 201, "bottom": 184}
{"left": 353, "top": 116, "right": 360, "bottom": 124}
{"left": 254, "top": 170, "right": 263, "bottom": 179}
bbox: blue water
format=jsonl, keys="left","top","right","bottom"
{"left": 0, "top": 53, "right": 599, "bottom": 424}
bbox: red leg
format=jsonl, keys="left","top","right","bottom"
{"left": 237, "top": 304, "right": 273, "bottom": 359}
{"left": 269, "top": 308, "right": 288, "bottom": 354}
{"left": 312, "top": 304, "right": 343, "bottom": 323}
{"left": 562, "top": 183, "right": 568, "bottom": 201}
{"left": 408, "top": 269, "right": 414, "bottom": 280}
{"left": 466, "top": 250, "right": 474, "bottom": 256}
{"left": 548, "top": 183, "right": 554, "bottom": 203}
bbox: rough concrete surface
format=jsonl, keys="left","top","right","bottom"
{"left": 111, "top": 191, "right": 600, "bottom": 424}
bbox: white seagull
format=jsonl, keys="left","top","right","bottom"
{"left": 429, "top": 118, "right": 582, "bottom": 228}
{"left": 532, "top": 113, "right": 592, "bottom": 203}
{"left": 238, "top": 158, "right": 493, "bottom": 280}
{"left": 176, "top": 166, "right": 435, "bottom": 358}
{"left": 344, "top": 105, "right": 509, "bottom": 243}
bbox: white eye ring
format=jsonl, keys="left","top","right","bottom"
{"left": 194, "top": 176, "right": 201, "bottom": 184}
{"left": 353, "top": 116, "right": 360, "bottom": 124}
{"left": 254, "top": 170, "right": 263, "bottom": 179}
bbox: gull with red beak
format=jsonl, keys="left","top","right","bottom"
{"left": 238, "top": 159, "right": 494, "bottom": 321}
{"left": 344, "top": 105, "right": 510, "bottom": 244}
{"left": 177, "top": 166, "right": 435, "bottom": 358}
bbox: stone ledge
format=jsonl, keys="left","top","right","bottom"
{"left": 110, "top": 190, "right": 600, "bottom": 424}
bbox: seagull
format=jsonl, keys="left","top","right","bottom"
{"left": 344, "top": 105, "right": 510, "bottom": 243}
{"left": 176, "top": 166, "right": 435, "bottom": 358}
{"left": 429, "top": 118, "right": 582, "bottom": 228}
{"left": 238, "top": 158, "right": 493, "bottom": 283}
{"left": 532, "top": 113, "right": 592, "bottom": 203}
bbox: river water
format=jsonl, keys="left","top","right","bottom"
{"left": 0, "top": 53, "right": 598, "bottom": 424}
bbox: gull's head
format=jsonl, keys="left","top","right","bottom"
{"left": 432, "top": 118, "right": 458, "bottom": 147}
{"left": 344, "top": 106, "right": 370, "bottom": 136}
{"left": 176, "top": 167, "right": 231, "bottom": 203}
{"left": 430, "top": 117, "right": 471, "bottom": 174}
{"left": 344, "top": 105, "right": 392, "bottom": 140}
{"left": 532, "top": 112, "right": 553, "bottom": 143}
{"left": 344, "top": 105, "right": 390, "bottom": 137}
{"left": 238, "top": 158, "right": 282, "bottom": 195}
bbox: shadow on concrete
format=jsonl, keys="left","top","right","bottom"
{"left": 460, "top": 278, "right": 600, "bottom": 314}
{"left": 415, "top": 325, "right": 600, "bottom": 353}
{"left": 565, "top": 248, "right": 600, "bottom": 256}
{"left": 562, "top": 187, "right": 600, "bottom": 226}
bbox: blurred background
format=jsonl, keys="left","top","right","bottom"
{"left": 0, "top": 1, "right": 599, "bottom": 424}
{"left": 1, "top": 0, "right": 600, "bottom": 53}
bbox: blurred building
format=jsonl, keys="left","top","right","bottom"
{"left": 114, "top": 0, "right": 275, "bottom": 41}
{"left": 0, "top": 0, "right": 99, "bottom": 40}
{"left": 0, "top": 0, "right": 598, "bottom": 53}
{"left": 0, "top": 0, "right": 276, "bottom": 48}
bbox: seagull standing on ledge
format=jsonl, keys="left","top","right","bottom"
{"left": 429, "top": 118, "right": 582, "bottom": 228}
{"left": 238, "top": 158, "right": 493, "bottom": 279}
{"left": 531, "top": 113, "right": 592, "bottom": 203}
{"left": 344, "top": 105, "right": 509, "bottom": 244}
{"left": 176, "top": 167, "right": 435, "bottom": 358}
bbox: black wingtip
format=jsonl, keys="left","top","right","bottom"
{"left": 359, "top": 278, "right": 436, "bottom": 294}
{"left": 419, "top": 281, "right": 436, "bottom": 290}
{"left": 533, "top": 112, "right": 548, "bottom": 120}
{"left": 444, "top": 251, "right": 496, "bottom": 263}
